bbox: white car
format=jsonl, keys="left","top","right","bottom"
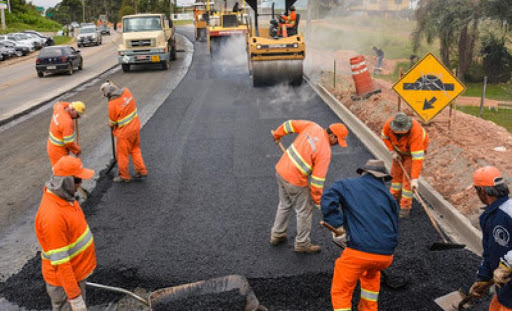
{"left": 0, "top": 35, "right": 36, "bottom": 51}
{"left": 2, "top": 40, "right": 33, "bottom": 55}
{"left": 13, "top": 33, "right": 44, "bottom": 49}
{"left": 77, "top": 26, "right": 102, "bottom": 47}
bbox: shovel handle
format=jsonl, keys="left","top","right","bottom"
{"left": 270, "top": 130, "right": 286, "bottom": 153}
{"left": 320, "top": 220, "right": 337, "bottom": 234}
{"left": 86, "top": 282, "right": 149, "bottom": 306}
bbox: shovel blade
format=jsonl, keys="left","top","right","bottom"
{"left": 434, "top": 290, "right": 464, "bottom": 311}
{"left": 429, "top": 242, "right": 466, "bottom": 251}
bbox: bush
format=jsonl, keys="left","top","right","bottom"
{"left": 464, "top": 62, "right": 486, "bottom": 83}
{"left": 480, "top": 33, "right": 512, "bottom": 83}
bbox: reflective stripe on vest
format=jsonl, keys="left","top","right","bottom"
{"left": 286, "top": 144, "right": 312, "bottom": 176}
{"left": 117, "top": 108, "right": 138, "bottom": 128}
{"left": 63, "top": 134, "right": 75, "bottom": 144}
{"left": 334, "top": 309, "right": 352, "bottom": 311}
{"left": 284, "top": 120, "right": 295, "bottom": 134}
{"left": 402, "top": 189, "right": 413, "bottom": 199}
{"left": 360, "top": 288, "right": 379, "bottom": 302}
{"left": 391, "top": 183, "right": 402, "bottom": 191}
{"left": 41, "top": 226, "right": 94, "bottom": 266}
{"left": 48, "top": 131, "right": 65, "bottom": 147}
{"left": 380, "top": 130, "right": 389, "bottom": 140}
{"left": 311, "top": 175, "right": 325, "bottom": 189}
{"left": 411, "top": 150, "right": 425, "bottom": 160}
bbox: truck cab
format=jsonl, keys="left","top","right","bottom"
{"left": 118, "top": 13, "right": 177, "bottom": 72}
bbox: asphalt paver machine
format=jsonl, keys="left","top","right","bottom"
{"left": 193, "top": 1, "right": 211, "bottom": 41}
{"left": 206, "top": 0, "right": 249, "bottom": 54}
{"left": 245, "top": 0, "right": 305, "bottom": 86}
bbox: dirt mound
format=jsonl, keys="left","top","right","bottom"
{"left": 317, "top": 72, "right": 512, "bottom": 227}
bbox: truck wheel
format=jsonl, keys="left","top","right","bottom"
{"left": 122, "top": 64, "right": 130, "bottom": 72}
{"left": 170, "top": 45, "right": 177, "bottom": 61}
{"left": 161, "top": 60, "right": 170, "bottom": 70}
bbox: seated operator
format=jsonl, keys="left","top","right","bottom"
{"left": 277, "top": 6, "right": 296, "bottom": 37}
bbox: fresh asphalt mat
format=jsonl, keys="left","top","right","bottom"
{"left": 1, "top": 28, "right": 491, "bottom": 310}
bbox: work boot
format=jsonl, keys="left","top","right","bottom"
{"left": 270, "top": 235, "right": 287, "bottom": 246}
{"left": 294, "top": 244, "right": 321, "bottom": 254}
{"left": 113, "top": 176, "right": 130, "bottom": 183}
{"left": 399, "top": 208, "right": 410, "bottom": 219}
{"left": 133, "top": 172, "right": 148, "bottom": 179}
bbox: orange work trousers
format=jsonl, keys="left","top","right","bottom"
{"left": 47, "top": 142, "right": 71, "bottom": 167}
{"left": 331, "top": 247, "right": 393, "bottom": 311}
{"left": 490, "top": 295, "right": 512, "bottom": 311}
{"left": 390, "top": 156, "right": 412, "bottom": 210}
{"left": 116, "top": 130, "right": 147, "bottom": 180}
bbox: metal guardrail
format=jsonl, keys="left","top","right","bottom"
{"left": 304, "top": 75, "right": 483, "bottom": 255}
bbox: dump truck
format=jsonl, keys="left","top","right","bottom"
{"left": 245, "top": 0, "right": 305, "bottom": 86}
{"left": 118, "top": 13, "right": 177, "bottom": 72}
{"left": 206, "top": 1, "right": 249, "bottom": 54}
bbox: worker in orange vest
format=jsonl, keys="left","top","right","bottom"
{"left": 47, "top": 101, "right": 86, "bottom": 166}
{"left": 270, "top": 120, "right": 349, "bottom": 253}
{"left": 381, "top": 112, "right": 429, "bottom": 219}
{"left": 35, "top": 156, "right": 96, "bottom": 311}
{"left": 277, "top": 5, "right": 297, "bottom": 37}
{"left": 100, "top": 81, "right": 148, "bottom": 183}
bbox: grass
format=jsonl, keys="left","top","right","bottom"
{"left": 53, "top": 36, "right": 73, "bottom": 45}
{"left": 174, "top": 19, "right": 193, "bottom": 26}
{"left": 463, "top": 82, "right": 512, "bottom": 101}
{"left": 457, "top": 106, "right": 512, "bottom": 132}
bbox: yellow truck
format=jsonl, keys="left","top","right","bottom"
{"left": 118, "top": 13, "right": 177, "bottom": 72}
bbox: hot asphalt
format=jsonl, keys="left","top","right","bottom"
{"left": 0, "top": 27, "right": 490, "bottom": 310}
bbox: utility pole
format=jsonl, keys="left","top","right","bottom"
{"left": 82, "top": 0, "right": 85, "bottom": 22}
{"left": 7, "top": 0, "right": 10, "bottom": 13}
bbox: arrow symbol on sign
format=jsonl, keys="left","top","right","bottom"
{"left": 423, "top": 97, "right": 437, "bottom": 110}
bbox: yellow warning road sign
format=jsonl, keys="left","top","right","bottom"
{"left": 393, "top": 53, "right": 466, "bottom": 122}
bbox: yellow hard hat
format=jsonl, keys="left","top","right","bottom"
{"left": 71, "top": 101, "right": 86, "bottom": 115}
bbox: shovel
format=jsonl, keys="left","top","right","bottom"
{"left": 319, "top": 221, "right": 408, "bottom": 289}
{"left": 87, "top": 274, "right": 267, "bottom": 310}
{"left": 434, "top": 280, "right": 494, "bottom": 310}
{"left": 396, "top": 160, "right": 465, "bottom": 251}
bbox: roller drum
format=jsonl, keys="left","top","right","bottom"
{"left": 252, "top": 60, "right": 303, "bottom": 86}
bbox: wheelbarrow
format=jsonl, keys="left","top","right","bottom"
{"left": 87, "top": 274, "right": 267, "bottom": 310}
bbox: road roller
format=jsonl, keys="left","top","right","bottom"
{"left": 245, "top": 0, "right": 305, "bottom": 87}
{"left": 206, "top": 1, "right": 249, "bottom": 54}
{"left": 193, "top": 2, "right": 209, "bottom": 41}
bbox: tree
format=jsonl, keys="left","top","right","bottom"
{"left": 480, "top": 33, "right": 512, "bottom": 83}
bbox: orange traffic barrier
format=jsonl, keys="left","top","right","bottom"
{"left": 350, "top": 56, "right": 375, "bottom": 97}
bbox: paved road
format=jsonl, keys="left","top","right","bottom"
{"left": 0, "top": 27, "right": 488, "bottom": 311}
{"left": 0, "top": 31, "right": 121, "bottom": 122}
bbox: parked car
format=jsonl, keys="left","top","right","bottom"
{"left": 71, "top": 21, "right": 80, "bottom": 29}
{"left": 0, "top": 34, "right": 36, "bottom": 51}
{"left": 35, "top": 46, "right": 83, "bottom": 77}
{"left": 80, "top": 22, "right": 95, "bottom": 28}
{"left": 11, "top": 33, "right": 42, "bottom": 49}
{"left": 0, "top": 44, "right": 16, "bottom": 59}
{"left": 23, "top": 30, "right": 54, "bottom": 46}
{"left": 99, "top": 24, "right": 110, "bottom": 35}
{"left": 1, "top": 39, "right": 34, "bottom": 53}
{"left": 0, "top": 41, "right": 30, "bottom": 56}
{"left": 77, "top": 26, "right": 102, "bottom": 47}
{"left": 18, "top": 33, "right": 46, "bottom": 48}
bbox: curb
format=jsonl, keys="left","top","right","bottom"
{"left": 304, "top": 75, "right": 483, "bottom": 255}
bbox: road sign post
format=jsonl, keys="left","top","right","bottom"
{"left": 392, "top": 53, "right": 466, "bottom": 123}
{"left": 0, "top": 1, "right": 6, "bottom": 31}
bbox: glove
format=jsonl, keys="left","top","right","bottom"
{"left": 69, "top": 295, "right": 87, "bottom": 311}
{"left": 391, "top": 150, "right": 401, "bottom": 161}
{"left": 469, "top": 281, "right": 491, "bottom": 298}
{"left": 411, "top": 179, "right": 418, "bottom": 191}
{"left": 494, "top": 263, "right": 512, "bottom": 287}
{"left": 332, "top": 227, "right": 347, "bottom": 248}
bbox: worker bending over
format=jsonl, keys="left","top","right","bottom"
{"left": 100, "top": 81, "right": 148, "bottom": 183}
{"left": 381, "top": 112, "right": 429, "bottom": 218}
{"left": 47, "top": 101, "right": 86, "bottom": 166}
{"left": 322, "top": 159, "right": 399, "bottom": 311}
{"left": 35, "top": 156, "right": 96, "bottom": 311}
{"left": 278, "top": 5, "right": 296, "bottom": 37}
{"left": 270, "top": 120, "right": 349, "bottom": 253}
{"left": 468, "top": 166, "right": 512, "bottom": 311}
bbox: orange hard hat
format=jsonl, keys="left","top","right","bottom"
{"left": 473, "top": 166, "right": 504, "bottom": 187}
{"left": 53, "top": 156, "right": 94, "bottom": 179}
{"left": 329, "top": 123, "right": 349, "bottom": 147}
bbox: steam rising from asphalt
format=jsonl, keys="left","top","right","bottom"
{"left": 212, "top": 35, "right": 248, "bottom": 74}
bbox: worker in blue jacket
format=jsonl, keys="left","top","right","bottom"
{"left": 321, "top": 159, "right": 399, "bottom": 311}
{"left": 468, "top": 166, "right": 512, "bottom": 311}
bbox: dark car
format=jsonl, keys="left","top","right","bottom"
{"left": 0, "top": 44, "right": 16, "bottom": 59}
{"left": 0, "top": 41, "right": 30, "bottom": 56}
{"left": 36, "top": 46, "right": 83, "bottom": 78}
{"left": 99, "top": 25, "right": 110, "bottom": 35}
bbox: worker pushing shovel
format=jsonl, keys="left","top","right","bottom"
{"left": 100, "top": 80, "right": 148, "bottom": 183}
{"left": 269, "top": 120, "right": 348, "bottom": 254}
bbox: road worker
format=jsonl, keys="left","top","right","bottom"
{"left": 270, "top": 120, "right": 349, "bottom": 253}
{"left": 47, "top": 101, "right": 86, "bottom": 166}
{"left": 468, "top": 166, "right": 512, "bottom": 310}
{"left": 35, "top": 156, "right": 96, "bottom": 311}
{"left": 321, "top": 159, "right": 399, "bottom": 311}
{"left": 277, "top": 5, "right": 297, "bottom": 37}
{"left": 100, "top": 81, "right": 148, "bottom": 183}
{"left": 381, "top": 112, "right": 429, "bottom": 218}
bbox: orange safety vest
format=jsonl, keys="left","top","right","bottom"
{"left": 281, "top": 11, "right": 296, "bottom": 26}
{"left": 48, "top": 102, "right": 80, "bottom": 154}
{"left": 35, "top": 189, "right": 96, "bottom": 299}
{"left": 381, "top": 118, "right": 429, "bottom": 179}
{"left": 274, "top": 120, "right": 332, "bottom": 207}
{"left": 108, "top": 88, "right": 140, "bottom": 138}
